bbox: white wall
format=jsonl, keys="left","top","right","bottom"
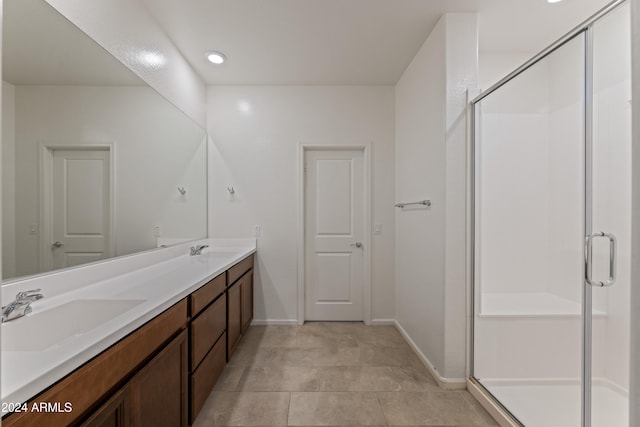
{"left": 2, "top": 81, "right": 15, "bottom": 278}
{"left": 207, "top": 85, "right": 396, "bottom": 323}
{"left": 547, "top": 38, "right": 584, "bottom": 304}
{"left": 443, "top": 14, "right": 479, "bottom": 381}
{"left": 8, "top": 85, "right": 206, "bottom": 278}
{"left": 395, "top": 13, "right": 477, "bottom": 381}
{"left": 478, "top": 113, "right": 550, "bottom": 296}
{"left": 43, "top": 0, "right": 206, "bottom": 128}
{"left": 477, "top": 54, "right": 553, "bottom": 298}
{"left": 395, "top": 17, "right": 446, "bottom": 376}
{"left": 476, "top": 37, "right": 586, "bottom": 304}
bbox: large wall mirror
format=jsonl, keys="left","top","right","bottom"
{"left": 2, "top": 0, "right": 208, "bottom": 281}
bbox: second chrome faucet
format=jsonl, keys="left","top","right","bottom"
{"left": 1, "top": 289, "right": 44, "bottom": 323}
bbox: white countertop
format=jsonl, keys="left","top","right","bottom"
{"left": 1, "top": 239, "right": 256, "bottom": 406}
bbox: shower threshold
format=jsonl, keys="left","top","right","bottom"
{"left": 477, "top": 378, "right": 628, "bottom": 427}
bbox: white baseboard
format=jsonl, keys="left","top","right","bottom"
{"left": 254, "top": 319, "right": 396, "bottom": 326}
{"left": 393, "top": 320, "right": 467, "bottom": 390}
{"left": 370, "top": 318, "right": 396, "bottom": 325}
{"left": 250, "top": 319, "right": 299, "bottom": 326}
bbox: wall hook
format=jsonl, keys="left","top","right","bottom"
{"left": 227, "top": 187, "right": 235, "bottom": 195}
{"left": 177, "top": 187, "right": 187, "bottom": 195}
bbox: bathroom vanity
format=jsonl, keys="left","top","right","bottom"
{"left": 0, "top": 240, "right": 255, "bottom": 427}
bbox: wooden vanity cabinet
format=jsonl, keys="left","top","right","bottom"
{"left": 190, "top": 332, "right": 226, "bottom": 423}
{"left": 190, "top": 272, "right": 226, "bottom": 316}
{"left": 188, "top": 272, "right": 227, "bottom": 424}
{"left": 226, "top": 279, "right": 242, "bottom": 358}
{"left": 227, "top": 255, "right": 254, "bottom": 358}
{"left": 79, "top": 388, "right": 130, "bottom": 427}
{"left": 3, "top": 253, "right": 255, "bottom": 427}
{"left": 2, "top": 299, "right": 188, "bottom": 427}
{"left": 129, "top": 330, "right": 188, "bottom": 427}
{"left": 190, "top": 295, "right": 226, "bottom": 368}
{"left": 227, "top": 255, "right": 253, "bottom": 286}
{"left": 83, "top": 330, "right": 188, "bottom": 427}
{"left": 241, "top": 270, "right": 253, "bottom": 333}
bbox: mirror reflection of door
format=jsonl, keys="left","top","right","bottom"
{"left": 45, "top": 147, "right": 113, "bottom": 270}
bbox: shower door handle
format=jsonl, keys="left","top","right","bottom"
{"left": 585, "top": 232, "right": 616, "bottom": 287}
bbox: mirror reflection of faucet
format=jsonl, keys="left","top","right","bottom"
{"left": 1, "top": 289, "right": 45, "bottom": 322}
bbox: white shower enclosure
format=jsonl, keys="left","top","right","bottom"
{"left": 471, "top": 1, "right": 631, "bottom": 426}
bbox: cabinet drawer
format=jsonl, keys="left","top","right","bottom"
{"left": 227, "top": 254, "right": 254, "bottom": 285}
{"left": 190, "top": 295, "right": 226, "bottom": 369}
{"left": 190, "top": 332, "right": 226, "bottom": 424}
{"left": 190, "top": 272, "right": 226, "bottom": 316}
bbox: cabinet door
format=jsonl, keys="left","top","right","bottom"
{"left": 227, "top": 279, "right": 242, "bottom": 358}
{"left": 79, "top": 387, "right": 129, "bottom": 427}
{"left": 241, "top": 270, "right": 253, "bottom": 333}
{"left": 129, "top": 330, "right": 188, "bottom": 427}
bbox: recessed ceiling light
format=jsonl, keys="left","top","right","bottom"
{"left": 547, "top": 0, "right": 564, "bottom": 3}
{"left": 206, "top": 51, "right": 226, "bottom": 64}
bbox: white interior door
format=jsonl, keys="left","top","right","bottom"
{"left": 304, "top": 149, "right": 364, "bottom": 321}
{"left": 51, "top": 149, "right": 111, "bottom": 269}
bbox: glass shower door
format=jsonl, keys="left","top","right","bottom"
{"left": 472, "top": 33, "right": 586, "bottom": 426}
{"left": 588, "top": 3, "right": 631, "bottom": 426}
{"left": 472, "top": 2, "right": 631, "bottom": 425}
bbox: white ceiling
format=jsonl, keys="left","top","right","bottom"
{"left": 3, "top": 0, "right": 613, "bottom": 86}
{"left": 3, "top": 0, "right": 143, "bottom": 86}
{"left": 140, "top": 0, "right": 612, "bottom": 85}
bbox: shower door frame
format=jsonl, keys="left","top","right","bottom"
{"left": 469, "top": 1, "right": 628, "bottom": 426}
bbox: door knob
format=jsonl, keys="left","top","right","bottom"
{"left": 350, "top": 242, "right": 362, "bottom": 248}
{"left": 51, "top": 241, "right": 64, "bottom": 249}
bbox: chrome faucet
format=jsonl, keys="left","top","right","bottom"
{"left": 1, "top": 289, "right": 44, "bottom": 323}
{"left": 190, "top": 244, "right": 209, "bottom": 256}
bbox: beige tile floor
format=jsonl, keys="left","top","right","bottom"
{"left": 193, "top": 323, "right": 498, "bottom": 427}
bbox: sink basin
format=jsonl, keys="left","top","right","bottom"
{"left": 1, "top": 299, "right": 145, "bottom": 352}
{"left": 194, "top": 250, "right": 236, "bottom": 262}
